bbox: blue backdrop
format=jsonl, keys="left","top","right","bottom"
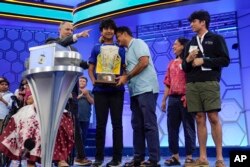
{"left": 0, "top": 0, "right": 249, "bottom": 147}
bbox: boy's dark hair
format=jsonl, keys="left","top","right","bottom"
{"left": 79, "top": 76, "right": 88, "bottom": 83}
{"left": 188, "top": 10, "right": 210, "bottom": 29}
{"left": 0, "top": 76, "right": 7, "bottom": 81}
{"left": 99, "top": 19, "right": 117, "bottom": 32}
{"left": 116, "top": 26, "right": 133, "bottom": 37}
{"left": 0, "top": 79, "right": 9, "bottom": 86}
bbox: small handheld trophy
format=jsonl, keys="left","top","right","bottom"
{"left": 94, "top": 45, "right": 121, "bottom": 85}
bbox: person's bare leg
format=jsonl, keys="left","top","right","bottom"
{"left": 196, "top": 112, "right": 208, "bottom": 162}
{"left": 208, "top": 111, "right": 223, "bottom": 161}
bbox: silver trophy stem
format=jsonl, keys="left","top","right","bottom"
{"left": 24, "top": 44, "right": 83, "bottom": 166}
{"left": 24, "top": 66, "right": 81, "bottom": 167}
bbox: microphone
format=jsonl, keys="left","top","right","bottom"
{"left": 79, "top": 60, "right": 89, "bottom": 70}
{"left": 10, "top": 95, "right": 20, "bottom": 114}
{"left": 21, "top": 138, "right": 36, "bottom": 159}
{"left": 11, "top": 95, "right": 18, "bottom": 101}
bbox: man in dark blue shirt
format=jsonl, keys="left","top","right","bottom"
{"left": 76, "top": 76, "right": 94, "bottom": 166}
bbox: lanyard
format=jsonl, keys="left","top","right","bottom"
{"left": 196, "top": 31, "right": 208, "bottom": 56}
{"left": 196, "top": 31, "right": 212, "bottom": 71}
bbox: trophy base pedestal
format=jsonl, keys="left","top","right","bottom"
{"left": 95, "top": 73, "right": 117, "bottom": 86}
{"left": 94, "top": 80, "right": 117, "bottom": 85}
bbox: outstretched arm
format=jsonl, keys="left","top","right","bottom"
{"left": 45, "top": 29, "right": 91, "bottom": 47}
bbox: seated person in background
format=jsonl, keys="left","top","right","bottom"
{"left": 0, "top": 77, "right": 7, "bottom": 82}
{"left": 0, "top": 78, "right": 13, "bottom": 129}
{"left": 14, "top": 79, "right": 28, "bottom": 107}
{"left": 23, "top": 84, "right": 32, "bottom": 106}
{"left": 0, "top": 93, "right": 74, "bottom": 167}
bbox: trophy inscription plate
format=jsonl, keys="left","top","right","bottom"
{"left": 95, "top": 45, "right": 121, "bottom": 85}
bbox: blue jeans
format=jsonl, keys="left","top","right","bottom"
{"left": 130, "top": 92, "right": 160, "bottom": 162}
{"left": 167, "top": 95, "right": 196, "bottom": 155}
{"left": 79, "top": 121, "right": 90, "bottom": 157}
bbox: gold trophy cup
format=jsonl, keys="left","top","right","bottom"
{"left": 95, "top": 45, "right": 121, "bottom": 85}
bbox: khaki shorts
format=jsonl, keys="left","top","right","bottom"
{"left": 186, "top": 81, "right": 221, "bottom": 112}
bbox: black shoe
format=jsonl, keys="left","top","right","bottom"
{"left": 106, "top": 160, "right": 121, "bottom": 167}
{"left": 92, "top": 160, "right": 103, "bottom": 167}
{"left": 164, "top": 156, "right": 181, "bottom": 166}
{"left": 124, "top": 159, "right": 143, "bottom": 167}
{"left": 140, "top": 160, "right": 160, "bottom": 167}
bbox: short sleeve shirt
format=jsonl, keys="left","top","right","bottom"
{"left": 164, "top": 59, "right": 186, "bottom": 95}
{"left": 126, "top": 38, "right": 159, "bottom": 96}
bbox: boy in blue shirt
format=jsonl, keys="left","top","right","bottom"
{"left": 88, "top": 19, "right": 126, "bottom": 167}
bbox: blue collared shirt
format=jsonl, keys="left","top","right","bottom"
{"left": 126, "top": 38, "right": 159, "bottom": 96}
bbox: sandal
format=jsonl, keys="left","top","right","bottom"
{"left": 124, "top": 159, "right": 143, "bottom": 166}
{"left": 184, "top": 158, "right": 194, "bottom": 167}
{"left": 185, "top": 158, "right": 194, "bottom": 163}
{"left": 185, "top": 159, "right": 209, "bottom": 167}
{"left": 164, "top": 156, "right": 181, "bottom": 166}
{"left": 58, "top": 160, "right": 69, "bottom": 167}
{"left": 215, "top": 160, "right": 226, "bottom": 167}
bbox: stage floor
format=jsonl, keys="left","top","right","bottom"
{"left": 73, "top": 157, "right": 230, "bottom": 167}
{"left": 14, "top": 156, "right": 230, "bottom": 167}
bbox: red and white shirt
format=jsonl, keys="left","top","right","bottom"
{"left": 164, "top": 58, "right": 186, "bottom": 95}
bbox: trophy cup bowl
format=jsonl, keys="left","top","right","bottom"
{"left": 94, "top": 45, "right": 122, "bottom": 86}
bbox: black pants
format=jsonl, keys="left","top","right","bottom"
{"left": 94, "top": 91, "right": 124, "bottom": 161}
{"left": 79, "top": 121, "right": 90, "bottom": 157}
{"left": 74, "top": 116, "right": 85, "bottom": 159}
{"left": 67, "top": 98, "right": 85, "bottom": 159}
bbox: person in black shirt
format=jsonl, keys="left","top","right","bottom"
{"left": 182, "top": 10, "right": 230, "bottom": 167}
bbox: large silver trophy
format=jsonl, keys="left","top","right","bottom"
{"left": 95, "top": 45, "right": 121, "bottom": 85}
{"left": 23, "top": 43, "right": 83, "bottom": 167}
